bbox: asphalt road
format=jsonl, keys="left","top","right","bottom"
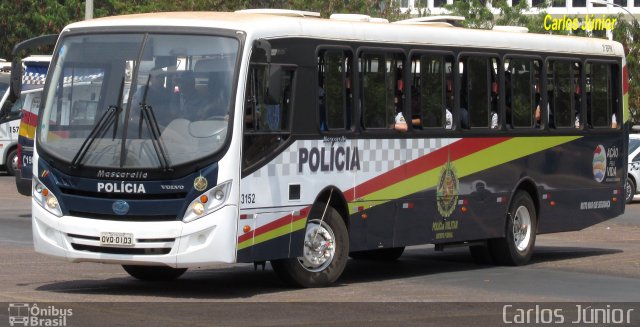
{"left": 0, "top": 173, "right": 638, "bottom": 326}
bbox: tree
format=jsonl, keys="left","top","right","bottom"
{"left": 443, "top": 0, "right": 494, "bottom": 29}
{"left": 612, "top": 16, "right": 640, "bottom": 123}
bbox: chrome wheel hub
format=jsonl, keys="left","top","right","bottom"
{"left": 298, "top": 219, "right": 336, "bottom": 272}
{"left": 512, "top": 206, "right": 532, "bottom": 252}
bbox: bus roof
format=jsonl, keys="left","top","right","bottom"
{"left": 22, "top": 55, "right": 52, "bottom": 63}
{"left": 64, "top": 11, "right": 624, "bottom": 58}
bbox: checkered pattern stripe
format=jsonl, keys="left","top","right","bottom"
{"left": 22, "top": 72, "right": 104, "bottom": 85}
{"left": 252, "top": 138, "right": 453, "bottom": 178}
{"left": 62, "top": 73, "right": 103, "bottom": 84}
{"left": 22, "top": 72, "right": 46, "bottom": 85}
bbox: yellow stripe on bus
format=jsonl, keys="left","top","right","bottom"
{"left": 237, "top": 216, "right": 307, "bottom": 250}
{"left": 18, "top": 122, "right": 35, "bottom": 139}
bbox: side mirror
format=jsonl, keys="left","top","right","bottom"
{"left": 253, "top": 39, "right": 271, "bottom": 63}
{"left": 9, "top": 34, "right": 58, "bottom": 103}
{"left": 9, "top": 62, "right": 22, "bottom": 103}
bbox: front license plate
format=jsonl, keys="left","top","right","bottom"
{"left": 100, "top": 232, "right": 134, "bottom": 246}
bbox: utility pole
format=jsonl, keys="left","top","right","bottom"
{"left": 85, "top": 0, "right": 94, "bottom": 20}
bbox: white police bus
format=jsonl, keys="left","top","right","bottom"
{"left": 23, "top": 10, "right": 627, "bottom": 287}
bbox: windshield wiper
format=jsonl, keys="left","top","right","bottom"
{"left": 70, "top": 77, "right": 125, "bottom": 169}
{"left": 138, "top": 74, "right": 172, "bottom": 172}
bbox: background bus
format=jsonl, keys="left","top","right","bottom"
{"left": 14, "top": 56, "right": 50, "bottom": 195}
{"left": 0, "top": 71, "right": 20, "bottom": 176}
{"left": 22, "top": 10, "right": 627, "bottom": 287}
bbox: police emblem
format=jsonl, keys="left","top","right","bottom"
{"left": 194, "top": 176, "right": 208, "bottom": 192}
{"left": 436, "top": 160, "right": 459, "bottom": 218}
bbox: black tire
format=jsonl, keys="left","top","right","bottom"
{"left": 469, "top": 244, "right": 494, "bottom": 265}
{"left": 625, "top": 177, "right": 635, "bottom": 204}
{"left": 122, "top": 265, "right": 187, "bottom": 281}
{"left": 5, "top": 148, "right": 18, "bottom": 176}
{"left": 271, "top": 204, "right": 348, "bottom": 288}
{"left": 350, "top": 247, "right": 405, "bottom": 261}
{"left": 489, "top": 191, "right": 537, "bottom": 266}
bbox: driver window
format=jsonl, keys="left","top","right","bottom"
{"left": 242, "top": 64, "right": 294, "bottom": 172}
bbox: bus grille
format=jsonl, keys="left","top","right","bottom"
{"left": 59, "top": 187, "right": 187, "bottom": 200}
{"left": 71, "top": 244, "right": 171, "bottom": 255}
{"left": 69, "top": 211, "right": 177, "bottom": 221}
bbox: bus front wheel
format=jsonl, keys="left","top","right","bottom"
{"left": 271, "top": 204, "right": 348, "bottom": 288}
{"left": 122, "top": 265, "right": 187, "bottom": 281}
{"left": 489, "top": 191, "right": 537, "bottom": 266}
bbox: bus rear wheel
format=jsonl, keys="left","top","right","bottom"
{"left": 350, "top": 247, "right": 405, "bottom": 261}
{"left": 489, "top": 191, "right": 537, "bottom": 266}
{"left": 271, "top": 204, "right": 348, "bottom": 288}
{"left": 122, "top": 265, "right": 187, "bottom": 281}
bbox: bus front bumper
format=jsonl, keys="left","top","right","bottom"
{"left": 31, "top": 201, "right": 238, "bottom": 268}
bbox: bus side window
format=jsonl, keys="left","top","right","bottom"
{"left": 551, "top": 60, "right": 580, "bottom": 128}
{"left": 318, "top": 49, "right": 352, "bottom": 131}
{"left": 361, "top": 52, "right": 405, "bottom": 131}
{"left": 460, "top": 56, "right": 499, "bottom": 129}
{"left": 411, "top": 53, "right": 454, "bottom": 129}
{"left": 506, "top": 58, "right": 540, "bottom": 128}
{"left": 587, "top": 62, "right": 617, "bottom": 128}
{"left": 242, "top": 64, "right": 294, "bottom": 171}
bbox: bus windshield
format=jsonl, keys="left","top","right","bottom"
{"left": 38, "top": 33, "right": 239, "bottom": 169}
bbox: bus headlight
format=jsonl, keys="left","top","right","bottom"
{"left": 33, "top": 178, "right": 62, "bottom": 217}
{"left": 182, "top": 180, "right": 232, "bottom": 223}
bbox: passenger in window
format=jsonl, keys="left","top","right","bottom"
{"left": 444, "top": 77, "right": 455, "bottom": 129}
{"left": 132, "top": 69, "right": 171, "bottom": 128}
{"left": 410, "top": 87, "right": 422, "bottom": 128}
{"left": 490, "top": 81, "right": 499, "bottom": 129}
{"left": 393, "top": 77, "right": 408, "bottom": 132}
{"left": 318, "top": 85, "right": 327, "bottom": 131}
{"left": 611, "top": 113, "right": 617, "bottom": 128}
{"left": 504, "top": 72, "right": 512, "bottom": 128}
{"left": 177, "top": 71, "right": 208, "bottom": 121}
{"left": 534, "top": 83, "right": 552, "bottom": 128}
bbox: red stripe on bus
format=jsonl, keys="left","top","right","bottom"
{"left": 346, "top": 137, "right": 510, "bottom": 201}
{"left": 21, "top": 110, "right": 39, "bottom": 127}
{"left": 237, "top": 207, "right": 309, "bottom": 243}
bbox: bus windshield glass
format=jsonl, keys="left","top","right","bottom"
{"left": 38, "top": 33, "right": 238, "bottom": 169}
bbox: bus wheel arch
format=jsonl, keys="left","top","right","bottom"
{"left": 313, "top": 186, "right": 350, "bottom": 231}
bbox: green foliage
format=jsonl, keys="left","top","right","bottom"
{"left": 443, "top": 0, "right": 494, "bottom": 29}
{"left": 0, "top": 0, "right": 407, "bottom": 59}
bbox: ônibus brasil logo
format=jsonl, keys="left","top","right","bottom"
{"left": 8, "top": 303, "right": 72, "bottom": 326}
